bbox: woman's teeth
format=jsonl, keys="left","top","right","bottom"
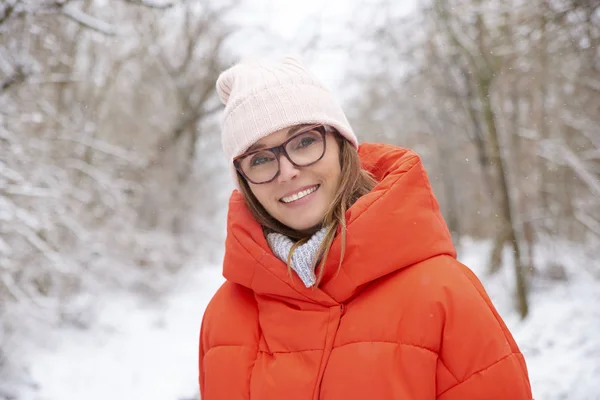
{"left": 280, "top": 185, "right": 319, "bottom": 203}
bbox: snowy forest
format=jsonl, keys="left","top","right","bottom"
{"left": 1, "top": 0, "right": 599, "bottom": 399}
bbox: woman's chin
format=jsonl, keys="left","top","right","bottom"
{"left": 284, "top": 219, "right": 324, "bottom": 234}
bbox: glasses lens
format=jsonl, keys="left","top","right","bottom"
{"left": 239, "top": 150, "right": 278, "bottom": 183}
{"left": 285, "top": 128, "right": 325, "bottom": 166}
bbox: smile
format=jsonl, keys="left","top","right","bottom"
{"left": 280, "top": 185, "right": 320, "bottom": 204}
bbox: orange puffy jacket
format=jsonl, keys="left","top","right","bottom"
{"left": 199, "top": 143, "right": 532, "bottom": 399}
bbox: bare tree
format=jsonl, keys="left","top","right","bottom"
{"left": 346, "top": 0, "right": 599, "bottom": 318}
{"left": 0, "top": 0, "right": 237, "bottom": 393}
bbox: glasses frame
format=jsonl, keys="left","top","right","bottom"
{"left": 233, "top": 124, "right": 329, "bottom": 185}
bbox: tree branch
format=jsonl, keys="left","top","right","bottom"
{"left": 575, "top": 210, "right": 600, "bottom": 238}
{"left": 61, "top": 4, "right": 116, "bottom": 35}
{"left": 0, "top": 64, "right": 28, "bottom": 92}
{"left": 0, "top": 186, "right": 59, "bottom": 198}
{"left": 433, "top": 0, "right": 495, "bottom": 76}
{"left": 27, "top": 73, "right": 83, "bottom": 85}
{"left": 54, "top": 136, "right": 146, "bottom": 167}
{"left": 122, "top": 0, "right": 175, "bottom": 9}
{"left": 0, "top": 1, "right": 17, "bottom": 27}
{"left": 540, "top": 140, "right": 600, "bottom": 197}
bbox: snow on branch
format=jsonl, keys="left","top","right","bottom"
{"left": 561, "top": 151, "right": 600, "bottom": 197}
{"left": 0, "top": 161, "right": 25, "bottom": 183}
{"left": 541, "top": 140, "right": 600, "bottom": 197}
{"left": 61, "top": 4, "right": 116, "bottom": 36}
{"left": 561, "top": 109, "right": 600, "bottom": 150}
{"left": 0, "top": 270, "right": 31, "bottom": 303}
{"left": 66, "top": 159, "right": 134, "bottom": 208}
{"left": 56, "top": 213, "right": 90, "bottom": 243}
{"left": 582, "top": 149, "right": 600, "bottom": 161}
{"left": 122, "top": 0, "right": 176, "bottom": 9}
{"left": 582, "top": 77, "right": 600, "bottom": 93}
{"left": 0, "top": 65, "right": 28, "bottom": 91}
{"left": 0, "top": 1, "right": 18, "bottom": 27}
{"left": 575, "top": 210, "right": 600, "bottom": 238}
{"left": 54, "top": 136, "right": 146, "bottom": 167}
{"left": 0, "top": 185, "right": 59, "bottom": 199}
{"left": 15, "top": 224, "right": 71, "bottom": 274}
{"left": 1, "top": 195, "right": 70, "bottom": 274}
{"left": 0, "top": 127, "right": 16, "bottom": 142}
{"left": 28, "top": 74, "right": 84, "bottom": 85}
{"left": 0, "top": 235, "right": 10, "bottom": 256}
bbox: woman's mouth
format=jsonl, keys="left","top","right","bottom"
{"left": 279, "top": 185, "right": 320, "bottom": 204}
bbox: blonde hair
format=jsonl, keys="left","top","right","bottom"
{"left": 237, "top": 133, "right": 378, "bottom": 286}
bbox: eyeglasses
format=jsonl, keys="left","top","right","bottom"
{"left": 233, "top": 125, "right": 329, "bottom": 184}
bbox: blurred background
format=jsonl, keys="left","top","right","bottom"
{"left": 0, "top": 0, "right": 599, "bottom": 399}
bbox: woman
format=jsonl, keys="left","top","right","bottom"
{"left": 199, "top": 56, "right": 532, "bottom": 399}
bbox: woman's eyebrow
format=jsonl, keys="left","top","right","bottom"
{"left": 246, "top": 142, "right": 266, "bottom": 152}
{"left": 286, "top": 125, "right": 309, "bottom": 136}
{"left": 246, "top": 125, "right": 310, "bottom": 152}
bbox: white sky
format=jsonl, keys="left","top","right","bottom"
{"left": 225, "top": 0, "right": 417, "bottom": 95}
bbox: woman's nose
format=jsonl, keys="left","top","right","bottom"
{"left": 277, "top": 155, "right": 299, "bottom": 183}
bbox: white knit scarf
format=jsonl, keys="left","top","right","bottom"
{"left": 266, "top": 227, "right": 328, "bottom": 288}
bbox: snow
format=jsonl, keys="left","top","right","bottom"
{"left": 17, "top": 266, "right": 225, "bottom": 400}
{"left": 12, "top": 239, "right": 600, "bottom": 400}
{"left": 61, "top": 4, "right": 117, "bottom": 36}
{"left": 459, "top": 238, "right": 600, "bottom": 400}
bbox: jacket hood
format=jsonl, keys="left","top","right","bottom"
{"left": 221, "top": 143, "right": 456, "bottom": 306}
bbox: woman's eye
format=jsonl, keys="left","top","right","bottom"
{"left": 250, "top": 155, "right": 273, "bottom": 167}
{"left": 298, "top": 137, "right": 316, "bottom": 148}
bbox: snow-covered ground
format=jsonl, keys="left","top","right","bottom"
{"left": 15, "top": 265, "right": 225, "bottom": 400}
{"left": 460, "top": 238, "right": 600, "bottom": 400}
{"left": 13, "top": 239, "right": 600, "bottom": 400}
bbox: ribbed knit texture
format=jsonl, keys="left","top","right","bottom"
{"left": 266, "top": 227, "right": 328, "bottom": 288}
{"left": 215, "top": 55, "right": 358, "bottom": 188}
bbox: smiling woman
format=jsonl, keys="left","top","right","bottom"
{"left": 198, "top": 55, "right": 533, "bottom": 400}
{"left": 236, "top": 124, "right": 344, "bottom": 231}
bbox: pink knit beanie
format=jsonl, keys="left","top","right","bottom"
{"left": 215, "top": 55, "right": 358, "bottom": 186}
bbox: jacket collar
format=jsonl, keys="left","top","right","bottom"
{"left": 222, "top": 143, "right": 456, "bottom": 306}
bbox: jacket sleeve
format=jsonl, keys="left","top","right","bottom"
{"left": 198, "top": 311, "right": 208, "bottom": 399}
{"left": 435, "top": 260, "right": 533, "bottom": 400}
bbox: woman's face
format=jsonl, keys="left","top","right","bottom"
{"left": 244, "top": 125, "right": 342, "bottom": 232}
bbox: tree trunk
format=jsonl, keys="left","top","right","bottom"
{"left": 433, "top": 0, "right": 530, "bottom": 317}
{"left": 489, "top": 226, "right": 509, "bottom": 275}
{"left": 537, "top": 12, "right": 551, "bottom": 233}
{"left": 479, "top": 77, "right": 529, "bottom": 318}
